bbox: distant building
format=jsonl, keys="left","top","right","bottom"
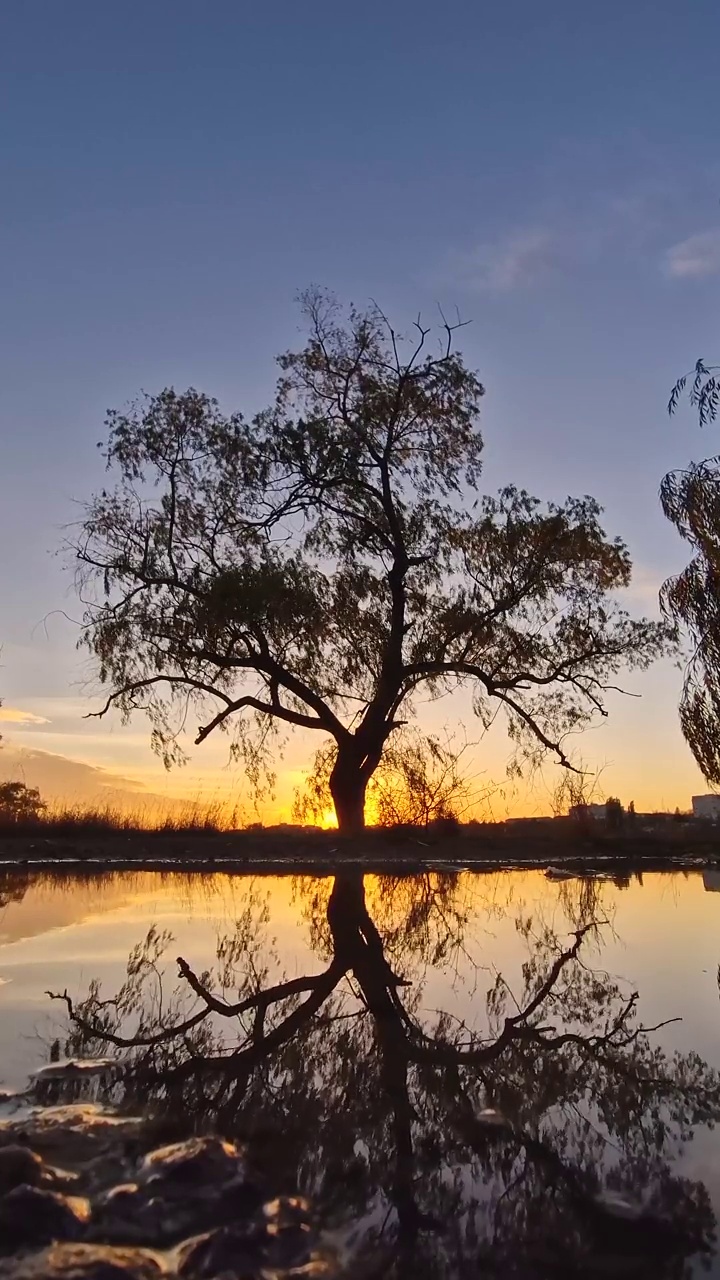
{"left": 504, "top": 816, "right": 556, "bottom": 827}
{"left": 568, "top": 803, "right": 609, "bottom": 820}
{"left": 692, "top": 795, "right": 720, "bottom": 820}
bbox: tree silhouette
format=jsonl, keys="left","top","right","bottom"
{"left": 664, "top": 360, "right": 720, "bottom": 782}
{"left": 50, "top": 872, "right": 720, "bottom": 1276}
{"left": 0, "top": 780, "right": 46, "bottom": 823}
{"left": 0, "top": 870, "right": 34, "bottom": 910}
{"left": 73, "top": 292, "right": 670, "bottom": 830}
{"left": 294, "top": 726, "right": 488, "bottom": 828}
{"left": 605, "top": 795, "right": 624, "bottom": 829}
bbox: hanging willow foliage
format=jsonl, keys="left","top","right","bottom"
{"left": 663, "top": 360, "right": 720, "bottom": 782}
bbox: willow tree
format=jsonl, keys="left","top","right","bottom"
{"left": 664, "top": 360, "right": 720, "bottom": 782}
{"left": 74, "top": 291, "right": 669, "bottom": 831}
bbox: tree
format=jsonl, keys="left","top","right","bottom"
{"left": 550, "top": 759, "right": 604, "bottom": 819}
{"left": 604, "top": 795, "right": 623, "bottom": 829}
{"left": 294, "top": 726, "right": 489, "bottom": 828}
{"left": 664, "top": 360, "right": 720, "bottom": 783}
{"left": 0, "top": 780, "right": 46, "bottom": 823}
{"left": 73, "top": 292, "right": 671, "bottom": 832}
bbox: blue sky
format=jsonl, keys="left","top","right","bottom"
{"left": 1, "top": 1, "right": 719, "bottom": 815}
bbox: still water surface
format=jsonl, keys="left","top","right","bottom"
{"left": 1, "top": 867, "right": 720, "bottom": 1275}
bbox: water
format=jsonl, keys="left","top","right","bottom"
{"left": 1, "top": 866, "right": 720, "bottom": 1276}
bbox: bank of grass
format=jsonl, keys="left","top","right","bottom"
{"left": 0, "top": 798, "right": 242, "bottom": 838}
{"left": 0, "top": 803, "right": 719, "bottom": 873}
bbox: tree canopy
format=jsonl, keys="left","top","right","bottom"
{"left": 664, "top": 359, "right": 720, "bottom": 782}
{"left": 0, "top": 780, "right": 46, "bottom": 823}
{"left": 74, "top": 291, "right": 670, "bottom": 829}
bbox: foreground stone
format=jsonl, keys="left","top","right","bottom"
{"left": 4, "top": 1243, "right": 169, "bottom": 1279}
{"left": 0, "top": 1112, "right": 337, "bottom": 1279}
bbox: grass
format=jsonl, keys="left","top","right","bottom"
{"left": 0, "top": 790, "right": 718, "bottom": 880}
{"left": 0, "top": 798, "right": 246, "bottom": 838}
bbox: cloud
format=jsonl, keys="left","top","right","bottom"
{"left": 0, "top": 707, "right": 50, "bottom": 727}
{"left": 441, "top": 228, "right": 559, "bottom": 293}
{"left": 0, "top": 742, "right": 177, "bottom": 813}
{"left": 664, "top": 228, "right": 720, "bottom": 279}
{"left": 434, "top": 182, "right": 696, "bottom": 297}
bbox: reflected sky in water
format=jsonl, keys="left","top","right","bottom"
{"left": 2, "top": 868, "right": 720, "bottom": 1277}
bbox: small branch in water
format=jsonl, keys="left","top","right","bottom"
{"left": 46, "top": 988, "right": 209, "bottom": 1049}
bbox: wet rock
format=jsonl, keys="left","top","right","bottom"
{"left": 0, "top": 1106, "right": 144, "bottom": 1167}
{"left": 5, "top": 1242, "right": 169, "bottom": 1279}
{"left": 211, "top": 1176, "right": 264, "bottom": 1222}
{"left": 176, "top": 1216, "right": 335, "bottom": 1280}
{"left": 102, "top": 1184, "right": 263, "bottom": 1248}
{"left": 0, "top": 1110, "right": 335, "bottom": 1278}
{"left": 95, "top": 1139, "right": 261, "bottom": 1248}
{"left": 0, "top": 1145, "right": 43, "bottom": 1193}
{"left": 0, "top": 1142, "right": 78, "bottom": 1195}
{"left": 138, "top": 1137, "right": 245, "bottom": 1189}
{"left": 176, "top": 1222, "right": 267, "bottom": 1277}
{"left": 264, "top": 1196, "right": 316, "bottom": 1270}
{"left": 31, "top": 1062, "right": 127, "bottom": 1110}
{"left": 31, "top": 1060, "right": 123, "bottom": 1084}
{"left": 94, "top": 1185, "right": 183, "bottom": 1248}
{"left": 0, "top": 1185, "right": 91, "bottom": 1249}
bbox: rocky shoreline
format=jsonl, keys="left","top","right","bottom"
{"left": 0, "top": 1078, "right": 339, "bottom": 1279}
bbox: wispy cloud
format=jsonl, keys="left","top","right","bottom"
{"left": 433, "top": 176, "right": 713, "bottom": 297}
{"left": 664, "top": 228, "right": 720, "bottom": 279}
{"left": 0, "top": 706, "right": 50, "bottom": 727}
{"left": 0, "top": 743, "right": 153, "bottom": 805}
{"left": 441, "top": 228, "right": 558, "bottom": 294}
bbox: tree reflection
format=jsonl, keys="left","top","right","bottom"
{"left": 0, "top": 871, "right": 34, "bottom": 910}
{"left": 50, "top": 871, "right": 720, "bottom": 1277}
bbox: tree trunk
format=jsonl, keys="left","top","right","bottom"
{"left": 329, "top": 750, "right": 368, "bottom": 834}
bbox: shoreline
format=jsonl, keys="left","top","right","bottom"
{"left": 1, "top": 826, "right": 719, "bottom": 877}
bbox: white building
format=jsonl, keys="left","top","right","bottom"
{"left": 692, "top": 794, "right": 720, "bottom": 820}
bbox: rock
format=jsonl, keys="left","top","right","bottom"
{"left": 31, "top": 1061, "right": 123, "bottom": 1084}
{"left": 0, "top": 1109, "right": 335, "bottom": 1277}
{"left": 212, "top": 1176, "right": 265, "bottom": 1221}
{"left": 95, "top": 1138, "right": 260, "bottom": 1248}
{"left": 0, "top": 1145, "right": 43, "bottom": 1193}
{"left": 98, "top": 1183, "right": 141, "bottom": 1209}
{"left": 176, "top": 1217, "right": 335, "bottom": 1280}
{"left": 176, "top": 1223, "right": 267, "bottom": 1277}
{"left": 0, "top": 1143, "right": 78, "bottom": 1195}
{"left": 0, "top": 1185, "right": 91, "bottom": 1249}
{"left": 93, "top": 1136, "right": 261, "bottom": 1246}
{"left": 5, "top": 1242, "right": 168, "bottom": 1278}
{"left": 0, "top": 1106, "right": 144, "bottom": 1166}
{"left": 138, "top": 1136, "right": 244, "bottom": 1188}
{"left": 264, "top": 1196, "right": 315, "bottom": 1270}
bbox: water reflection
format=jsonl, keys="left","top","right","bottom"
{"left": 45, "top": 870, "right": 720, "bottom": 1277}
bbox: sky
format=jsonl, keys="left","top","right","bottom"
{"left": 1, "top": 0, "right": 720, "bottom": 820}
